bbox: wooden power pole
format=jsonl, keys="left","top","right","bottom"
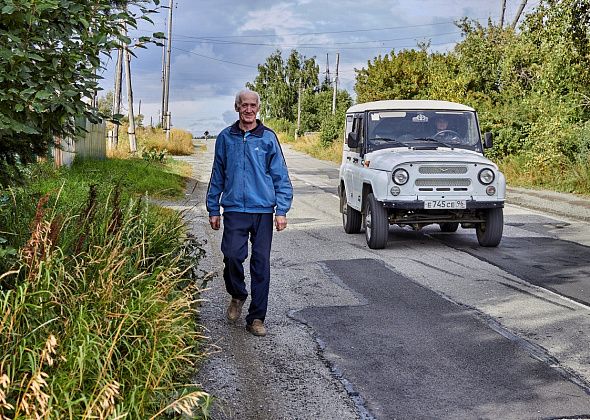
{"left": 112, "top": 46, "right": 123, "bottom": 148}
{"left": 163, "top": 0, "right": 174, "bottom": 141}
{"left": 332, "top": 53, "right": 339, "bottom": 115}
{"left": 123, "top": 23, "right": 137, "bottom": 153}
{"left": 499, "top": 0, "right": 507, "bottom": 28}
{"left": 160, "top": 19, "right": 167, "bottom": 127}
{"left": 296, "top": 77, "right": 302, "bottom": 140}
{"left": 511, "top": 0, "right": 528, "bottom": 30}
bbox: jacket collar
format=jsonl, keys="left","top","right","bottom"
{"left": 229, "top": 119, "right": 265, "bottom": 137}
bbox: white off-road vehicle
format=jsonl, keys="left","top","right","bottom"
{"left": 339, "top": 100, "right": 505, "bottom": 249}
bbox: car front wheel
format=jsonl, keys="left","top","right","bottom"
{"left": 364, "top": 193, "right": 389, "bottom": 249}
{"left": 476, "top": 208, "right": 503, "bottom": 247}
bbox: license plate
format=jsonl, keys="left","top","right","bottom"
{"left": 424, "top": 200, "right": 466, "bottom": 209}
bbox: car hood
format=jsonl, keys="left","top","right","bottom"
{"left": 366, "top": 148, "right": 498, "bottom": 171}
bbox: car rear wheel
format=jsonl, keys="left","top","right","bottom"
{"left": 476, "top": 208, "right": 503, "bottom": 247}
{"left": 439, "top": 222, "right": 459, "bottom": 233}
{"left": 364, "top": 193, "right": 389, "bottom": 249}
{"left": 341, "top": 187, "right": 361, "bottom": 234}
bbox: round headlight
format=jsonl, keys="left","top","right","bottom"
{"left": 390, "top": 186, "right": 401, "bottom": 196}
{"left": 392, "top": 169, "right": 409, "bottom": 185}
{"left": 478, "top": 168, "right": 495, "bottom": 185}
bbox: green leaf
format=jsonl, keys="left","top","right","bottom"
{"left": 35, "top": 90, "right": 53, "bottom": 100}
{"left": 2, "top": 5, "right": 16, "bottom": 14}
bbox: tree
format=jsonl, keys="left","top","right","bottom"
{"left": 354, "top": 48, "right": 430, "bottom": 103}
{"left": 98, "top": 91, "right": 115, "bottom": 118}
{"left": 0, "top": 0, "right": 163, "bottom": 185}
{"left": 247, "top": 50, "right": 319, "bottom": 122}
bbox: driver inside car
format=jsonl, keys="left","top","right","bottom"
{"left": 435, "top": 116, "right": 449, "bottom": 134}
{"left": 433, "top": 116, "right": 462, "bottom": 143}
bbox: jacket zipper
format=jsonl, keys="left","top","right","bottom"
{"left": 243, "top": 134, "right": 247, "bottom": 210}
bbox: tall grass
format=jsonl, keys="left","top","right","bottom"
{"left": 109, "top": 124, "right": 195, "bottom": 159}
{"left": 280, "top": 132, "right": 342, "bottom": 164}
{"left": 0, "top": 161, "right": 211, "bottom": 419}
{"left": 499, "top": 153, "right": 590, "bottom": 195}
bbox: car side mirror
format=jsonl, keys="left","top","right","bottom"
{"left": 347, "top": 132, "right": 359, "bottom": 148}
{"left": 483, "top": 131, "right": 493, "bottom": 149}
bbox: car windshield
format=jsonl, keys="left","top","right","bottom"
{"left": 366, "top": 110, "right": 482, "bottom": 153}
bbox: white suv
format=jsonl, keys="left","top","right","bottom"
{"left": 339, "top": 100, "right": 505, "bottom": 249}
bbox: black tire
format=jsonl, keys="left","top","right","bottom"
{"left": 364, "top": 193, "right": 389, "bottom": 249}
{"left": 439, "top": 222, "right": 459, "bottom": 233}
{"left": 476, "top": 208, "right": 503, "bottom": 247}
{"left": 341, "top": 187, "right": 361, "bottom": 234}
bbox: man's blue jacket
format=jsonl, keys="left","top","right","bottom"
{"left": 206, "top": 120, "right": 293, "bottom": 217}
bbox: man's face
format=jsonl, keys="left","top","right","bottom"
{"left": 236, "top": 93, "right": 260, "bottom": 125}
{"left": 436, "top": 119, "right": 448, "bottom": 130}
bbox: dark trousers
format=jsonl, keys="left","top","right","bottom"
{"left": 221, "top": 212, "right": 273, "bottom": 324}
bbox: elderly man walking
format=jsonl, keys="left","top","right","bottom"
{"left": 206, "top": 89, "right": 293, "bottom": 337}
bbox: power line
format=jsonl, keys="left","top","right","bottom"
{"left": 128, "top": 16, "right": 491, "bottom": 41}
{"left": 171, "top": 19, "right": 483, "bottom": 40}
{"left": 171, "top": 31, "right": 462, "bottom": 48}
{"left": 173, "top": 47, "right": 259, "bottom": 68}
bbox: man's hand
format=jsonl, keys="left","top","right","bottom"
{"left": 209, "top": 215, "right": 221, "bottom": 230}
{"left": 275, "top": 215, "right": 287, "bottom": 232}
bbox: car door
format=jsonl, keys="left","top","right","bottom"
{"left": 350, "top": 113, "right": 365, "bottom": 209}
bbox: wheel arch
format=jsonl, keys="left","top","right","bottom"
{"left": 361, "top": 183, "right": 373, "bottom": 213}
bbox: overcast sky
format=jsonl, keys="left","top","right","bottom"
{"left": 99, "top": 0, "right": 539, "bottom": 136}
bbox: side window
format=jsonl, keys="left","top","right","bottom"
{"left": 345, "top": 115, "right": 353, "bottom": 140}
{"left": 352, "top": 115, "right": 364, "bottom": 153}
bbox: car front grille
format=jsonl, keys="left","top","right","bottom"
{"left": 418, "top": 165, "right": 468, "bottom": 174}
{"left": 415, "top": 178, "right": 471, "bottom": 187}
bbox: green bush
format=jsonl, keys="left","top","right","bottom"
{"left": 319, "top": 113, "right": 344, "bottom": 147}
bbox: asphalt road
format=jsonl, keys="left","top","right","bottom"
{"left": 180, "top": 141, "right": 590, "bottom": 419}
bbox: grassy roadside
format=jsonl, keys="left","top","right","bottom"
{"left": 278, "top": 130, "right": 590, "bottom": 196}
{"left": 109, "top": 124, "right": 195, "bottom": 159}
{"left": 498, "top": 154, "right": 590, "bottom": 196}
{"left": 0, "top": 157, "right": 211, "bottom": 418}
{"left": 279, "top": 132, "right": 342, "bottom": 164}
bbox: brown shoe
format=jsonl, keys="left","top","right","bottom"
{"left": 246, "top": 319, "right": 266, "bottom": 337}
{"left": 226, "top": 298, "right": 245, "bottom": 322}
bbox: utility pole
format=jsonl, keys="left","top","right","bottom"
{"left": 325, "top": 53, "right": 330, "bottom": 87}
{"left": 511, "top": 0, "right": 528, "bottom": 30}
{"left": 160, "top": 18, "right": 167, "bottom": 127}
{"left": 332, "top": 53, "right": 339, "bottom": 115}
{"left": 296, "top": 77, "right": 302, "bottom": 140}
{"left": 123, "top": 25, "right": 137, "bottom": 153}
{"left": 112, "top": 46, "right": 123, "bottom": 148}
{"left": 499, "top": 0, "right": 507, "bottom": 28}
{"left": 163, "top": 0, "right": 174, "bottom": 141}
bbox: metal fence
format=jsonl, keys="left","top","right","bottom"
{"left": 53, "top": 118, "right": 106, "bottom": 167}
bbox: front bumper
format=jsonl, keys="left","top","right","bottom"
{"left": 381, "top": 200, "right": 504, "bottom": 209}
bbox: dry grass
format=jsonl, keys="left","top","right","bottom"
{"left": 108, "top": 124, "right": 195, "bottom": 158}
{"left": 282, "top": 133, "right": 343, "bottom": 164}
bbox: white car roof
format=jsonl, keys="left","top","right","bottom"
{"left": 346, "top": 100, "right": 475, "bottom": 113}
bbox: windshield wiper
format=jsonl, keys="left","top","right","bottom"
{"left": 412, "top": 137, "right": 454, "bottom": 149}
{"left": 367, "top": 137, "right": 410, "bottom": 150}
